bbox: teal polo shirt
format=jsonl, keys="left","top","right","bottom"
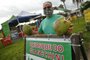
{"left": 38, "top": 14, "right": 63, "bottom": 34}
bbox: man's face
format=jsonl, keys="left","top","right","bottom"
{"left": 43, "top": 3, "right": 53, "bottom": 17}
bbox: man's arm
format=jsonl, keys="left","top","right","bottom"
{"left": 38, "top": 23, "right": 44, "bottom": 34}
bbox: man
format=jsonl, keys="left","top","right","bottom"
{"left": 38, "top": 1, "right": 76, "bottom": 59}
{"left": 38, "top": 1, "right": 63, "bottom": 34}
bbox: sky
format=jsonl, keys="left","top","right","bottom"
{"left": 0, "top": 0, "right": 86, "bottom": 29}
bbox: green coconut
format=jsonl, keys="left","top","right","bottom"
{"left": 22, "top": 24, "right": 32, "bottom": 35}
{"left": 54, "top": 18, "right": 73, "bottom": 36}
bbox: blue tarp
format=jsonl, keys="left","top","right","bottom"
{"left": 9, "top": 14, "right": 41, "bottom": 27}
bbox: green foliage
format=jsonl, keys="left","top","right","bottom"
{"left": 80, "top": 1, "right": 90, "bottom": 12}
{"left": 72, "top": 17, "right": 86, "bottom": 33}
{"left": 72, "top": 17, "right": 90, "bottom": 50}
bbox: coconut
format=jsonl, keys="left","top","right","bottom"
{"left": 54, "top": 18, "right": 73, "bottom": 36}
{"left": 22, "top": 24, "right": 32, "bottom": 35}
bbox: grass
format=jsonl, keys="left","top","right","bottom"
{"left": 0, "top": 41, "right": 4, "bottom": 48}
{"left": 0, "top": 38, "right": 24, "bottom": 60}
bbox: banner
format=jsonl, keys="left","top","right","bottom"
{"left": 2, "top": 21, "right": 10, "bottom": 37}
{"left": 26, "top": 38, "right": 72, "bottom": 60}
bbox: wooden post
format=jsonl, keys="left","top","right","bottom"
{"left": 70, "top": 32, "right": 88, "bottom": 60}
{"left": 71, "top": 33, "right": 80, "bottom": 60}
{"left": 79, "top": 32, "right": 88, "bottom": 60}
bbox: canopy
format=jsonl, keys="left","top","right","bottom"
{"left": 9, "top": 12, "right": 41, "bottom": 27}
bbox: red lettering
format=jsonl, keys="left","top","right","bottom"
{"left": 55, "top": 45, "right": 64, "bottom": 53}
{"left": 56, "top": 54, "right": 60, "bottom": 60}
{"left": 33, "top": 50, "right": 38, "bottom": 54}
{"left": 38, "top": 51, "right": 42, "bottom": 56}
{"left": 44, "top": 52, "right": 48, "bottom": 58}
{"left": 62, "top": 55, "right": 64, "bottom": 60}
{"left": 48, "top": 53, "right": 54, "bottom": 59}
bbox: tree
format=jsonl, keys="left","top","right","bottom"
{"left": 72, "top": 0, "right": 84, "bottom": 8}
{"left": 60, "top": 0, "right": 67, "bottom": 9}
{"left": 59, "top": 4, "right": 64, "bottom": 8}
